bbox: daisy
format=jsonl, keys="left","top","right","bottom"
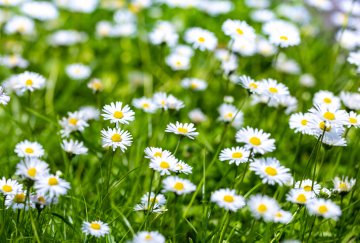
{"left": 133, "top": 202, "right": 164, "bottom": 214}
{"left": 214, "top": 49, "right": 233, "bottom": 62}
{"left": 219, "top": 147, "right": 250, "bottom": 166}
{"left": 232, "top": 38, "right": 257, "bottom": 56}
{"left": 4, "top": 16, "right": 35, "bottom": 35}
{"left": 309, "top": 104, "right": 348, "bottom": 126}
{"left": 306, "top": 198, "right": 341, "bottom": 220}
{"left": 101, "top": 127, "right": 133, "bottom": 152}
{"left": 188, "top": 108, "right": 207, "bottom": 123}
{"left": 48, "top": 30, "right": 87, "bottom": 46}
{"left": 15, "top": 158, "right": 49, "bottom": 180}
{"left": 0, "top": 177, "right": 22, "bottom": 196}
{"left": 0, "top": 0, "right": 23, "bottom": 6}
{"left": 171, "top": 45, "right": 194, "bottom": 58}
{"left": 174, "top": 160, "right": 193, "bottom": 174}
{"left": 162, "top": 176, "right": 196, "bottom": 195}
{"left": 347, "top": 111, "right": 360, "bottom": 128}
{"left": 0, "top": 54, "right": 29, "bottom": 68}
{"left": 306, "top": 0, "right": 333, "bottom": 11}
{"left": 337, "top": 30, "right": 359, "bottom": 51}
{"left": 144, "top": 147, "right": 171, "bottom": 160}
{"left": 308, "top": 116, "right": 345, "bottom": 141}
{"left": 132, "top": 97, "right": 158, "bottom": 113}
{"left": 102, "top": 101, "right": 135, "bottom": 127}
{"left": 340, "top": 91, "right": 360, "bottom": 110}
{"left": 61, "top": 139, "right": 88, "bottom": 155}
{"left": 217, "top": 103, "right": 241, "bottom": 123}
{"left": 269, "top": 28, "right": 301, "bottom": 48}
{"left": 153, "top": 92, "right": 168, "bottom": 110}
{"left": 81, "top": 220, "right": 110, "bottom": 238}
{"left": 5, "top": 190, "right": 35, "bottom": 211}
{"left": 289, "top": 112, "right": 313, "bottom": 135}
{"left": 141, "top": 192, "right": 167, "bottom": 206}
{"left": 318, "top": 188, "right": 332, "bottom": 199}
{"left": 299, "top": 74, "right": 316, "bottom": 87}
{"left": 87, "top": 78, "right": 103, "bottom": 93}
{"left": 221, "top": 19, "right": 256, "bottom": 41}
{"left": 165, "top": 121, "right": 199, "bottom": 140}
{"left": 294, "top": 179, "right": 321, "bottom": 194}
{"left": 250, "top": 9, "right": 275, "bottom": 23}
{"left": 221, "top": 55, "right": 239, "bottom": 75}
{"left": 149, "top": 21, "right": 178, "bottom": 47}
{"left": 14, "top": 140, "right": 45, "bottom": 158}
{"left": 165, "top": 53, "right": 190, "bottom": 71}
{"left": 34, "top": 174, "right": 71, "bottom": 199}
{"left": 235, "top": 127, "right": 276, "bottom": 154}
{"left": 67, "top": 0, "right": 98, "bottom": 13}
{"left": 14, "top": 71, "right": 46, "bottom": 93}
{"left": 332, "top": 176, "right": 356, "bottom": 195}
{"left": 31, "top": 193, "right": 59, "bottom": 209}
{"left": 275, "top": 53, "right": 301, "bottom": 75}
{"left": 166, "top": 95, "right": 185, "bottom": 111}
{"left": 313, "top": 90, "right": 341, "bottom": 109}
{"left": 348, "top": 51, "right": 360, "bottom": 66}
{"left": 247, "top": 194, "right": 281, "bottom": 222}
{"left": 184, "top": 27, "right": 218, "bottom": 52}
{"left": 260, "top": 78, "right": 290, "bottom": 102}
{"left": 20, "top": 1, "right": 59, "bottom": 21}
{"left": 180, "top": 78, "right": 208, "bottom": 91}
{"left": 273, "top": 210, "right": 292, "bottom": 224}
{"left": 249, "top": 157, "right": 291, "bottom": 186}
{"left": 244, "top": 0, "right": 270, "bottom": 8}
{"left": 65, "top": 63, "right": 91, "bottom": 80}
{"left": 239, "top": 75, "right": 261, "bottom": 94}
{"left": 322, "top": 136, "right": 347, "bottom": 147}
{"left": 0, "top": 86, "right": 11, "bottom": 106}
{"left": 59, "top": 111, "right": 89, "bottom": 137}
{"left": 257, "top": 39, "right": 277, "bottom": 57}
{"left": 132, "top": 231, "right": 165, "bottom": 243}
{"left": 211, "top": 188, "right": 246, "bottom": 212}
{"left": 149, "top": 154, "right": 177, "bottom": 176}
{"left": 79, "top": 106, "right": 100, "bottom": 121}
{"left": 286, "top": 189, "right": 314, "bottom": 205}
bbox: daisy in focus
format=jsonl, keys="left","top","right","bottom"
{"left": 174, "top": 160, "right": 193, "bottom": 174}
{"left": 144, "top": 147, "right": 171, "bottom": 160}
{"left": 260, "top": 78, "right": 290, "bottom": 103}
{"left": 61, "top": 139, "right": 88, "bottom": 155}
{"left": 14, "top": 140, "right": 45, "bottom": 158}
{"left": 15, "top": 158, "right": 49, "bottom": 181}
{"left": 347, "top": 111, "right": 360, "bottom": 128}
{"left": 31, "top": 193, "right": 59, "bottom": 209}
{"left": 294, "top": 179, "right": 321, "bottom": 194}
{"left": 0, "top": 177, "right": 22, "bottom": 196}
{"left": 180, "top": 78, "right": 208, "bottom": 91}
{"left": 132, "top": 231, "right": 165, "bottom": 243}
{"left": 247, "top": 194, "right": 280, "bottom": 222}
{"left": 309, "top": 104, "right": 348, "bottom": 126}
{"left": 133, "top": 202, "right": 163, "bottom": 214}
{"left": 59, "top": 111, "right": 89, "bottom": 137}
{"left": 162, "top": 176, "right": 196, "bottom": 195}
{"left": 286, "top": 189, "right": 314, "bottom": 205}
{"left": 14, "top": 71, "right": 46, "bottom": 93}
{"left": 102, "top": 101, "right": 135, "bottom": 127}
{"left": 65, "top": 63, "right": 91, "bottom": 80}
{"left": 219, "top": 147, "right": 250, "bottom": 166}
{"left": 141, "top": 192, "right": 167, "bottom": 206}
{"left": 101, "top": 127, "right": 133, "bottom": 152}
{"left": 313, "top": 90, "right": 341, "bottom": 109}
{"left": 211, "top": 188, "right": 246, "bottom": 212}
{"left": 184, "top": 27, "right": 218, "bottom": 51}
{"left": 149, "top": 154, "right": 177, "bottom": 176}
{"left": 34, "top": 174, "right": 70, "bottom": 199}
{"left": 222, "top": 19, "right": 256, "bottom": 41}
{"left": 306, "top": 198, "right": 341, "bottom": 220}
{"left": 165, "top": 121, "right": 199, "bottom": 140}
{"left": 5, "top": 190, "right": 35, "bottom": 211}
{"left": 239, "top": 75, "right": 261, "bottom": 94}
{"left": 332, "top": 176, "right": 356, "bottom": 195}
{"left": 132, "top": 97, "right": 158, "bottom": 113}
{"left": 289, "top": 112, "right": 313, "bottom": 135}
{"left": 81, "top": 220, "right": 110, "bottom": 238}
{"left": 235, "top": 127, "right": 276, "bottom": 154}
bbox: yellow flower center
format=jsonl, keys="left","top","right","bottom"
{"left": 25, "top": 79, "right": 33, "bottom": 85}
{"left": 173, "top": 182, "right": 184, "bottom": 190}
{"left": 176, "top": 165, "right": 183, "bottom": 170}
{"left": 339, "top": 183, "right": 348, "bottom": 190}
{"left": 48, "top": 178, "right": 58, "bottom": 186}
{"left": 145, "top": 235, "right": 152, "bottom": 239}
{"left": 323, "top": 112, "right": 335, "bottom": 120}
{"left": 349, "top": 118, "right": 357, "bottom": 124}
{"left": 232, "top": 152, "right": 243, "bottom": 158}
{"left": 90, "top": 223, "right": 101, "bottom": 230}
{"left": 75, "top": 68, "right": 81, "bottom": 74}
{"left": 154, "top": 152, "right": 162, "bottom": 158}
{"left": 301, "top": 119, "right": 308, "bottom": 126}
{"left": 38, "top": 196, "right": 46, "bottom": 203}
{"left": 2, "top": 185, "right": 12, "bottom": 192}
{"left": 319, "top": 122, "right": 331, "bottom": 132}
{"left": 280, "top": 36, "right": 288, "bottom": 40}
{"left": 249, "top": 83, "right": 257, "bottom": 89}
{"left": 150, "top": 198, "right": 159, "bottom": 203}
{"left": 275, "top": 212, "right": 282, "bottom": 217}
{"left": 178, "top": 127, "right": 188, "bottom": 133}
{"left": 269, "top": 87, "right": 278, "bottom": 93}
{"left": 224, "top": 113, "right": 233, "bottom": 119}
{"left": 69, "top": 118, "right": 78, "bottom": 125}
{"left": 190, "top": 83, "right": 197, "bottom": 89}
{"left": 93, "top": 82, "right": 102, "bottom": 90}
{"left": 160, "top": 161, "right": 169, "bottom": 169}
{"left": 176, "top": 61, "right": 181, "bottom": 66}
{"left": 223, "top": 195, "right": 234, "bottom": 202}
{"left": 25, "top": 148, "right": 34, "bottom": 154}
{"left": 323, "top": 98, "right": 332, "bottom": 103}
{"left": 113, "top": 111, "right": 124, "bottom": 119}
{"left": 249, "top": 137, "right": 261, "bottom": 146}
{"left": 296, "top": 194, "right": 307, "bottom": 203}
{"left": 304, "top": 185, "right": 312, "bottom": 191}
{"left": 142, "top": 103, "right": 149, "bottom": 108}
{"left": 258, "top": 204, "right": 267, "bottom": 212}
{"left": 236, "top": 28, "right": 243, "bottom": 35}
{"left": 14, "top": 193, "right": 25, "bottom": 203}
{"left": 198, "top": 37, "right": 205, "bottom": 42}
{"left": 27, "top": 168, "right": 37, "bottom": 177}
{"left": 265, "top": 167, "right": 277, "bottom": 176}
{"left": 318, "top": 205, "right": 328, "bottom": 213}
{"left": 111, "top": 134, "right": 121, "bottom": 142}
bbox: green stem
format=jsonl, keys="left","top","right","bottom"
{"left": 173, "top": 136, "right": 183, "bottom": 156}
{"left": 219, "top": 211, "right": 231, "bottom": 243}
{"left": 300, "top": 135, "right": 322, "bottom": 188}
{"left": 237, "top": 149, "right": 253, "bottom": 194}
{"left": 306, "top": 216, "right": 317, "bottom": 243}
{"left": 292, "top": 133, "right": 303, "bottom": 171}
{"left": 311, "top": 129, "right": 326, "bottom": 192}
{"left": 172, "top": 196, "right": 178, "bottom": 243}
{"left": 106, "top": 150, "right": 116, "bottom": 195}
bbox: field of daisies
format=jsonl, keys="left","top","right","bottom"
{"left": 1, "top": 0, "right": 360, "bottom": 242}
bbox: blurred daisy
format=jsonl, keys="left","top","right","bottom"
{"left": 322, "top": 136, "right": 347, "bottom": 147}
{"left": 144, "top": 147, "right": 171, "bottom": 160}
{"left": 340, "top": 91, "right": 360, "bottom": 110}
{"left": 162, "top": 176, "right": 196, "bottom": 195}
{"left": 273, "top": 210, "right": 292, "bottom": 224}
{"left": 306, "top": 198, "right": 341, "bottom": 220}
{"left": 96, "top": 21, "right": 118, "bottom": 38}
{"left": 211, "top": 188, "right": 245, "bottom": 212}
{"left": 239, "top": 75, "right": 261, "bottom": 94}
{"left": 5, "top": 190, "right": 35, "bottom": 211}
{"left": 87, "top": 78, "right": 103, "bottom": 93}
{"left": 133, "top": 202, "right": 164, "bottom": 214}
{"left": 295, "top": 179, "right": 321, "bottom": 194}
{"left": 184, "top": 27, "right": 218, "bottom": 52}
{"left": 219, "top": 147, "right": 250, "bottom": 166}
{"left": 149, "top": 21, "right": 178, "bottom": 47}
{"left": 260, "top": 78, "right": 290, "bottom": 102}
{"left": 0, "top": 0, "right": 24, "bottom": 6}
{"left": 149, "top": 154, "right": 177, "bottom": 176}
{"left": 222, "top": 19, "right": 256, "bottom": 41}
{"left": 0, "top": 86, "right": 10, "bottom": 106}
{"left": 275, "top": 53, "right": 301, "bottom": 75}
{"left": 306, "top": 0, "right": 333, "bottom": 11}
{"left": 20, "top": 1, "right": 59, "bottom": 21}
{"left": 250, "top": 157, "right": 291, "bottom": 186}
{"left": 289, "top": 112, "right": 313, "bottom": 135}
{"left": 269, "top": 27, "right": 301, "bottom": 48}
{"left": 247, "top": 194, "right": 280, "bottom": 222}
{"left": 309, "top": 104, "right": 348, "bottom": 126}
{"left": 172, "top": 45, "right": 194, "bottom": 57}
{"left": 4, "top": 16, "right": 35, "bottom": 35}
{"left": 67, "top": 0, "right": 99, "bottom": 13}
{"left": 165, "top": 53, "right": 190, "bottom": 71}
{"left": 235, "top": 127, "right": 276, "bottom": 154}
{"left": 262, "top": 20, "right": 298, "bottom": 36}
{"left": 34, "top": 174, "right": 70, "bottom": 199}
{"left": 286, "top": 189, "right": 314, "bottom": 205}
{"left": 166, "top": 94, "right": 185, "bottom": 111}
{"left": 15, "top": 158, "right": 49, "bottom": 180}
{"left": 101, "top": 127, "right": 133, "bottom": 152}
{"left": 337, "top": 30, "right": 359, "bottom": 51}
{"left": 181, "top": 78, "right": 208, "bottom": 91}
{"left": 165, "top": 121, "right": 199, "bottom": 140}
{"left": 102, "top": 101, "right": 135, "bottom": 127}
{"left": 348, "top": 51, "right": 360, "bottom": 66}
{"left": 132, "top": 97, "right": 157, "bottom": 113}
{"left": 132, "top": 231, "right": 165, "bottom": 243}
{"left": 153, "top": 92, "right": 168, "bottom": 110}
{"left": 257, "top": 39, "right": 277, "bottom": 57}
{"left": 347, "top": 111, "right": 360, "bottom": 128}
{"left": 15, "top": 140, "right": 45, "bottom": 158}
{"left": 332, "top": 176, "right": 356, "bottom": 195}
{"left": 14, "top": 71, "right": 46, "bottom": 93}
{"left": 61, "top": 139, "right": 88, "bottom": 155}
{"left": 48, "top": 30, "right": 88, "bottom": 46}
{"left": 174, "top": 160, "right": 193, "bottom": 174}
{"left": 0, "top": 54, "right": 29, "bottom": 68}
{"left": 232, "top": 38, "right": 257, "bottom": 56}
{"left": 31, "top": 193, "right": 58, "bottom": 209}
{"left": 81, "top": 220, "right": 110, "bottom": 238}
{"left": 299, "top": 74, "right": 316, "bottom": 87}
{"left": 59, "top": 111, "right": 89, "bottom": 137}
{"left": 141, "top": 192, "right": 167, "bottom": 206}
{"left": 66, "top": 63, "right": 91, "bottom": 80}
{"left": 79, "top": 106, "right": 100, "bottom": 121}
{"left": 250, "top": 9, "right": 275, "bottom": 23}
{"left": 318, "top": 188, "right": 332, "bottom": 199}
{"left": 217, "top": 103, "right": 241, "bottom": 123}
{"left": 313, "top": 91, "right": 341, "bottom": 109}
{"left": 244, "top": 0, "right": 269, "bottom": 8}
{"left": 188, "top": 108, "right": 207, "bottom": 123}
{"left": 0, "top": 177, "right": 22, "bottom": 196}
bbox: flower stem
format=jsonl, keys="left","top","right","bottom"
{"left": 237, "top": 149, "right": 253, "bottom": 194}
{"left": 173, "top": 136, "right": 183, "bottom": 156}
{"left": 311, "top": 129, "right": 326, "bottom": 191}
{"left": 306, "top": 216, "right": 317, "bottom": 243}
{"left": 219, "top": 211, "right": 231, "bottom": 243}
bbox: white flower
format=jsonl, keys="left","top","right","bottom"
{"left": 81, "top": 220, "right": 110, "bottom": 238}
{"left": 196, "top": 1, "right": 233, "bottom": 16}
{"left": 294, "top": 179, "right": 321, "bottom": 194}
{"left": 319, "top": 188, "right": 332, "bottom": 198}
{"left": 79, "top": 106, "right": 100, "bottom": 121}
{"left": 15, "top": 158, "right": 49, "bottom": 180}
{"left": 313, "top": 90, "right": 341, "bottom": 109}
{"left": 239, "top": 75, "right": 261, "bottom": 94}
{"left": 67, "top": 0, "right": 99, "bottom": 13}
{"left": 31, "top": 193, "right": 59, "bottom": 209}
{"left": 322, "top": 136, "right": 347, "bottom": 147}
{"left": 217, "top": 103, "right": 243, "bottom": 125}
{"left": 101, "top": 127, "right": 133, "bottom": 152}
{"left": 165, "top": 121, "right": 199, "bottom": 140}
{"left": 20, "top": 1, "right": 58, "bottom": 21}
{"left": 15, "top": 140, "right": 45, "bottom": 158}
{"left": 132, "top": 231, "right": 165, "bottom": 243}
{"left": 48, "top": 30, "right": 88, "bottom": 46}
{"left": 162, "top": 176, "right": 196, "bottom": 195}
{"left": 286, "top": 189, "right": 314, "bottom": 205}
{"left": 149, "top": 154, "right": 178, "bottom": 176}
{"left": 262, "top": 20, "right": 298, "bottom": 36}
{"left": 276, "top": 4, "right": 311, "bottom": 24}
{"left": 0, "top": 54, "right": 29, "bottom": 68}
{"left": 166, "top": 94, "right": 185, "bottom": 111}
{"left": 14, "top": 71, "right": 46, "bottom": 93}
{"left": 5, "top": 190, "right": 35, "bottom": 211}
{"left": 299, "top": 74, "right": 316, "bottom": 87}
{"left": 306, "top": 198, "right": 341, "bottom": 220}
{"left": 96, "top": 21, "right": 118, "bottom": 37}
{"left": 113, "top": 9, "right": 136, "bottom": 24}
{"left": 250, "top": 9, "right": 275, "bottom": 23}
{"left": 260, "top": 78, "right": 290, "bottom": 102}
{"left": 308, "top": 116, "right": 345, "bottom": 141}
{"left": 65, "top": 63, "right": 91, "bottom": 80}
{"left": 174, "top": 160, "right": 193, "bottom": 174}
{"left": 247, "top": 194, "right": 280, "bottom": 222}
{"left": 165, "top": 53, "right": 190, "bottom": 70}
{"left": 211, "top": 188, "right": 246, "bottom": 212}
{"left": 0, "top": 86, "right": 10, "bottom": 105}
{"left": 153, "top": 92, "right": 169, "bottom": 110}
{"left": 232, "top": 37, "right": 257, "bottom": 56}
{"left": 0, "top": 0, "right": 24, "bottom": 6}
{"left": 235, "top": 127, "right": 276, "bottom": 154}
{"left": 34, "top": 174, "right": 71, "bottom": 199}
{"left": 221, "top": 54, "right": 239, "bottom": 75}
{"left": 257, "top": 39, "right": 277, "bottom": 56}
{"left": 289, "top": 112, "right": 314, "bottom": 135}
{"left": 132, "top": 97, "right": 158, "bottom": 113}
{"left": 2, "top": 75, "right": 23, "bottom": 96}
{"left": 273, "top": 209, "right": 292, "bottom": 224}
{"left": 87, "top": 78, "right": 103, "bottom": 93}
{"left": 332, "top": 176, "right": 356, "bottom": 194}
{"left": 171, "top": 45, "right": 194, "bottom": 57}
{"left": 61, "top": 139, "right": 88, "bottom": 155}
{"left": 347, "top": 111, "right": 360, "bottom": 128}
{"left": 269, "top": 25, "right": 301, "bottom": 48}
{"left": 306, "top": 0, "right": 333, "bottom": 11}
{"left": 144, "top": 147, "right": 172, "bottom": 160}
{"left": 331, "top": 12, "right": 349, "bottom": 27}
{"left": 149, "top": 21, "right": 178, "bottom": 47}
{"left": 141, "top": 192, "right": 167, "bottom": 206}
{"left": 222, "top": 19, "right": 256, "bottom": 41}
{"left": 275, "top": 53, "right": 301, "bottom": 75}
{"left": 188, "top": 108, "right": 207, "bottom": 123}
{"left": 181, "top": 78, "right": 208, "bottom": 91}
{"left": 184, "top": 27, "right": 218, "bottom": 51}
{"left": 250, "top": 157, "right": 291, "bottom": 186}
{"left": 219, "top": 147, "right": 250, "bottom": 166}
{"left": 102, "top": 101, "right": 135, "bottom": 127}
{"left": 0, "top": 177, "right": 22, "bottom": 196}
{"left": 59, "top": 111, "right": 89, "bottom": 137}
{"left": 337, "top": 30, "right": 359, "bottom": 51}
{"left": 133, "top": 202, "right": 164, "bottom": 214}
{"left": 309, "top": 104, "right": 348, "bottom": 126}
{"left": 244, "top": 0, "right": 269, "bottom": 8}
{"left": 348, "top": 51, "right": 360, "bottom": 66}
{"left": 340, "top": 91, "right": 360, "bottom": 110}
{"left": 4, "top": 16, "right": 35, "bottom": 35}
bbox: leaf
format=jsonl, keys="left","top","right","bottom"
{"left": 24, "top": 107, "right": 60, "bottom": 128}
{"left": 50, "top": 213, "right": 79, "bottom": 236}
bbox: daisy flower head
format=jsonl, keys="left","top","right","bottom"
{"left": 101, "top": 127, "right": 133, "bottom": 152}
{"left": 250, "top": 9, "right": 275, "bottom": 23}
{"left": 31, "top": 193, "right": 59, "bottom": 209}
{"left": 61, "top": 139, "right": 88, "bottom": 155}
{"left": 340, "top": 91, "right": 360, "bottom": 110}
{"left": 81, "top": 220, "right": 110, "bottom": 238}
{"left": 162, "top": 176, "right": 196, "bottom": 195}
{"left": 59, "top": 111, "right": 89, "bottom": 137}
{"left": 180, "top": 78, "right": 208, "bottom": 91}
{"left": 141, "top": 192, "right": 167, "bottom": 206}
{"left": 67, "top": 0, "right": 99, "bottom": 13}
{"left": 299, "top": 74, "right": 316, "bottom": 87}
{"left": 221, "top": 54, "right": 239, "bottom": 75}
{"left": 235, "top": 127, "right": 276, "bottom": 155}
{"left": 15, "top": 158, "right": 49, "bottom": 181}
{"left": 102, "top": 101, "right": 135, "bottom": 127}
{"left": 275, "top": 53, "right": 301, "bottom": 75}
{"left": 308, "top": 116, "right": 345, "bottom": 141}
{"left": 309, "top": 104, "right": 348, "bottom": 126}
{"left": 306, "top": 0, "right": 333, "bottom": 11}
{"left": 286, "top": 189, "right": 314, "bottom": 205}
{"left": 171, "top": 45, "right": 194, "bottom": 58}
{"left": 174, "top": 160, "right": 193, "bottom": 174}
{"left": 269, "top": 27, "right": 301, "bottom": 48}
{"left": 217, "top": 103, "right": 240, "bottom": 123}
{"left": 295, "top": 179, "right": 321, "bottom": 194}
{"left": 247, "top": 194, "right": 281, "bottom": 222}
{"left": 0, "top": 177, "right": 22, "bottom": 196}
{"left": 221, "top": 19, "right": 256, "bottom": 41}
{"left": 48, "top": 30, "right": 88, "bottom": 46}
{"left": 337, "top": 30, "right": 359, "bottom": 51}
{"left": 260, "top": 78, "right": 290, "bottom": 102}
{"left": 313, "top": 90, "right": 341, "bottom": 109}
{"left": 5, "top": 190, "right": 35, "bottom": 211}
{"left": 347, "top": 111, "right": 360, "bottom": 128}
{"left": 165, "top": 121, "right": 199, "bottom": 140}
{"left": 245, "top": 0, "right": 270, "bottom": 8}
{"left": 184, "top": 27, "right": 218, "bottom": 52}
{"left": 165, "top": 53, "right": 190, "bottom": 71}
{"left": 347, "top": 51, "right": 360, "bottom": 66}
{"left": 149, "top": 154, "right": 177, "bottom": 176}
{"left": 153, "top": 92, "right": 168, "bottom": 110}
{"left": 332, "top": 176, "right": 356, "bottom": 196}
{"left": 144, "top": 147, "right": 171, "bottom": 160}
{"left": 188, "top": 108, "right": 207, "bottom": 123}
{"left": 0, "top": 86, "right": 11, "bottom": 106}
{"left": 239, "top": 75, "right": 261, "bottom": 94}
{"left": 14, "top": 140, "right": 45, "bottom": 158}
{"left": 0, "top": 54, "right": 29, "bottom": 68}
{"left": 14, "top": 71, "right": 46, "bottom": 93}
{"left": 0, "top": 0, "right": 24, "bottom": 6}
{"left": 289, "top": 112, "right": 314, "bottom": 135}
{"left": 133, "top": 202, "right": 164, "bottom": 214}
{"left": 148, "top": 21, "right": 178, "bottom": 47}
{"left": 232, "top": 37, "right": 257, "bottom": 56}
{"left": 79, "top": 106, "right": 100, "bottom": 121}
{"left": 65, "top": 63, "right": 91, "bottom": 80}
{"left": 219, "top": 147, "right": 250, "bottom": 166}
{"left": 87, "top": 78, "right": 103, "bottom": 94}
{"left": 306, "top": 198, "right": 341, "bottom": 220}
{"left": 318, "top": 188, "right": 332, "bottom": 199}
{"left": 257, "top": 39, "right": 278, "bottom": 57}
{"left": 132, "top": 97, "right": 158, "bottom": 113}
{"left": 132, "top": 231, "right": 165, "bottom": 243}
{"left": 322, "top": 136, "right": 347, "bottom": 147}
{"left": 20, "top": 1, "right": 59, "bottom": 21}
{"left": 249, "top": 157, "right": 291, "bottom": 186}
{"left": 4, "top": 16, "right": 35, "bottom": 35}
{"left": 166, "top": 94, "right": 185, "bottom": 111}
{"left": 34, "top": 174, "right": 70, "bottom": 199}
{"left": 211, "top": 188, "right": 246, "bottom": 212}
{"left": 273, "top": 209, "right": 292, "bottom": 224}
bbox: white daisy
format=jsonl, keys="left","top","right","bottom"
{"left": 87, "top": 78, "right": 103, "bottom": 93}
{"left": 149, "top": 154, "right": 177, "bottom": 176}
{"left": 184, "top": 27, "right": 218, "bottom": 52}
{"left": 219, "top": 147, "right": 250, "bottom": 166}
{"left": 257, "top": 39, "right": 278, "bottom": 57}
{"left": 48, "top": 30, "right": 88, "bottom": 46}
{"left": 4, "top": 16, "right": 35, "bottom": 35}
{"left": 247, "top": 194, "right": 281, "bottom": 222}
{"left": 65, "top": 63, "right": 91, "bottom": 80}
{"left": 165, "top": 121, "right": 199, "bottom": 140}
{"left": 166, "top": 94, "right": 185, "bottom": 111}
{"left": 61, "top": 139, "right": 88, "bottom": 155}
{"left": 306, "top": 198, "right": 341, "bottom": 220}
{"left": 102, "top": 101, "right": 135, "bottom": 127}
{"left": 318, "top": 188, "right": 332, "bottom": 199}
{"left": 141, "top": 192, "right": 167, "bottom": 206}
{"left": 14, "top": 140, "right": 45, "bottom": 158}
{"left": 0, "top": 177, "right": 22, "bottom": 196}
{"left": 262, "top": 20, "right": 298, "bottom": 36}
{"left": 101, "top": 127, "right": 133, "bottom": 152}
{"left": 347, "top": 111, "right": 360, "bottom": 128}
{"left": 269, "top": 27, "right": 301, "bottom": 48}
{"left": 260, "top": 78, "right": 290, "bottom": 102}
{"left": 31, "top": 193, "right": 59, "bottom": 209}
{"left": 0, "top": 0, "right": 24, "bottom": 6}
{"left": 286, "top": 188, "right": 314, "bottom": 205}
{"left": 309, "top": 104, "right": 348, "bottom": 126}
{"left": 15, "top": 158, "right": 49, "bottom": 180}
{"left": 67, "top": 0, "right": 98, "bottom": 13}
{"left": 239, "top": 75, "right": 261, "bottom": 94}
{"left": 144, "top": 147, "right": 172, "bottom": 160}
{"left": 289, "top": 112, "right": 314, "bottom": 135}
{"left": 306, "top": 0, "right": 333, "bottom": 11}
{"left": 174, "top": 160, "right": 193, "bottom": 175}
{"left": 0, "top": 86, "right": 11, "bottom": 106}
{"left": 14, "top": 71, "right": 46, "bottom": 93}
{"left": 188, "top": 108, "right": 207, "bottom": 123}
{"left": 5, "top": 190, "right": 35, "bottom": 211}
{"left": 59, "top": 111, "right": 89, "bottom": 137}
{"left": 244, "top": 0, "right": 269, "bottom": 8}
{"left": 20, "top": 1, "right": 59, "bottom": 21}
{"left": 0, "top": 54, "right": 29, "bottom": 68}
{"left": 211, "top": 188, "right": 246, "bottom": 212}
{"left": 250, "top": 9, "right": 275, "bottom": 23}
{"left": 34, "top": 174, "right": 70, "bottom": 199}
{"left": 149, "top": 21, "right": 178, "bottom": 47}
{"left": 217, "top": 103, "right": 242, "bottom": 123}
{"left": 81, "top": 220, "right": 110, "bottom": 238}
{"left": 153, "top": 92, "right": 169, "bottom": 110}
{"left": 235, "top": 127, "right": 276, "bottom": 154}
{"left": 294, "top": 179, "right": 321, "bottom": 194}
{"left": 348, "top": 51, "right": 360, "bottom": 66}
{"left": 132, "top": 97, "right": 158, "bottom": 113}
{"left": 273, "top": 209, "right": 292, "bottom": 224}
{"left": 322, "top": 135, "right": 347, "bottom": 147}
{"left": 79, "top": 106, "right": 100, "bottom": 121}
{"left": 337, "top": 30, "right": 359, "bottom": 51}
{"left": 340, "top": 91, "right": 360, "bottom": 110}
{"left": 332, "top": 176, "right": 356, "bottom": 195}
{"left": 133, "top": 202, "right": 164, "bottom": 214}
{"left": 313, "top": 90, "right": 341, "bottom": 109}
{"left": 165, "top": 53, "right": 190, "bottom": 71}
{"left": 221, "top": 19, "right": 256, "bottom": 41}
{"left": 308, "top": 116, "right": 345, "bottom": 141}
{"left": 299, "top": 74, "right": 316, "bottom": 87}
{"left": 171, "top": 45, "right": 194, "bottom": 58}
{"left": 232, "top": 37, "right": 257, "bottom": 56}
{"left": 132, "top": 231, "right": 165, "bottom": 243}
{"left": 275, "top": 53, "right": 301, "bottom": 75}
{"left": 162, "top": 176, "right": 196, "bottom": 195}
{"left": 180, "top": 78, "right": 208, "bottom": 91}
